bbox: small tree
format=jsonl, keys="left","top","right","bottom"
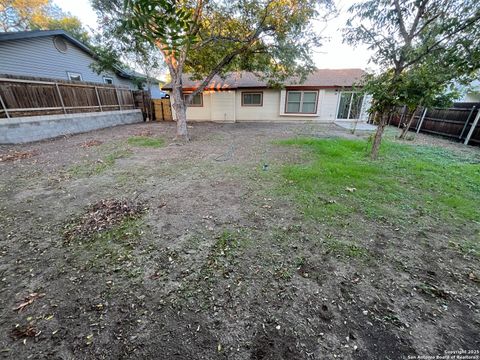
{"left": 345, "top": 0, "right": 480, "bottom": 159}
{"left": 93, "top": 0, "right": 333, "bottom": 141}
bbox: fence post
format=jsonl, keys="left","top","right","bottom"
{"left": 397, "top": 105, "right": 406, "bottom": 127}
{"left": 416, "top": 107, "right": 428, "bottom": 134}
{"left": 55, "top": 83, "right": 67, "bottom": 114}
{"left": 94, "top": 86, "right": 103, "bottom": 112}
{"left": 464, "top": 109, "right": 480, "bottom": 145}
{"left": 0, "top": 93, "right": 10, "bottom": 119}
{"left": 459, "top": 106, "right": 475, "bottom": 140}
{"left": 115, "top": 88, "right": 122, "bottom": 110}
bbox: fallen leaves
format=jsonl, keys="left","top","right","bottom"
{"left": 63, "top": 198, "right": 146, "bottom": 242}
{"left": 13, "top": 293, "right": 45, "bottom": 312}
{"left": 11, "top": 324, "right": 38, "bottom": 339}
{"left": 81, "top": 140, "right": 103, "bottom": 148}
{"left": 0, "top": 150, "right": 38, "bottom": 162}
{"left": 132, "top": 130, "right": 153, "bottom": 137}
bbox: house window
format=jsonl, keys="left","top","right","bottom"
{"left": 337, "top": 92, "right": 364, "bottom": 119}
{"left": 183, "top": 93, "right": 203, "bottom": 107}
{"left": 67, "top": 72, "right": 83, "bottom": 81}
{"left": 286, "top": 91, "right": 318, "bottom": 114}
{"left": 242, "top": 92, "right": 263, "bottom": 106}
{"left": 103, "top": 77, "right": 113, "bottom": 84}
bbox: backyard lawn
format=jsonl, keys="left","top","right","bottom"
{"left": 0, "top": 122, "right": 479, "bottom": 359}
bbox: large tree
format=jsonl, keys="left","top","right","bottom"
{"left": 345, "top": 0, "right": 480, "bottom": 159}
{"left": 0, "top": 0, "right": 89, "bottom": 43}
{"left": 93, "top": 0, "right": 332, "bottom": 141}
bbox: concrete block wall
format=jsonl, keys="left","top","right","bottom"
{"left": 0, "top": 110, "right": 143, "bottom": 144}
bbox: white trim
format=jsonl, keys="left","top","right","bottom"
{"left": 67, "top": 71, "right": 83, "bottom": 81}
{"left": 103, "top": 76, "right": 114, "bottom": 84}
{"left": 335, "top": 91, "right": 364, "bottom": 120}
{"left": 279, "top": 89, "right": 320, "bottom": 116}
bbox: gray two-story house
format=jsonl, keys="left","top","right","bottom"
{"left": 0, "top": 30, "right": 162, "bottom": 95}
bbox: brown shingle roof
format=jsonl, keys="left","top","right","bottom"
{"left": 162, "top": 69, "right": 365, "bottom": 90}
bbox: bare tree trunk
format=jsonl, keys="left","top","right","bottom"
{"left": 170, "top": 80, "right": 189, "bottom": 141}
{"left": 370, "top": 113, "right": 388, "bottom": 160}
{"left": 399, "top": 108, "right": 418, "bottom": 139}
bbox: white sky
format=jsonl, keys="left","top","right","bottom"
{"left": 53, "top": 0, "right": 373, "bottom": 71}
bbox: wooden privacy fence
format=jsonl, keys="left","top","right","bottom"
{"left": 0, "top": 74, "right": 135, "bottom": 119}
{"left": 390, "top": 104, "right": 480, "bottom": 145}
{"left": 152, "top": 99, "right": 173, "bottom": 121}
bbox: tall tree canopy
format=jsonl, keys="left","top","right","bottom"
{"left": 344, "top": 0, "right": 480, "bottom": 158}
{"left": 0, "top": 0, "right": 89, "bottom": 43}
{"left": 93, "top": 0, "right": 333, "bottom": 140}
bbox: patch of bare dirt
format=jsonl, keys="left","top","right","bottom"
{"left": 0, "top": 122, "right": 478, "bottom": 360}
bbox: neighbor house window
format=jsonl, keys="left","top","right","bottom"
{"left": 336, "top": 92, "right": 364, "bottom": 120}
{"left": 285, "top": 91, "right": 318, "bottom": 114}
{"left": 242, "top": 92, "right": 263, "bottom": 106}
{"left": 183, "top": 93, "right": 203, "bottom": 107}
{"left": 103, "top": 77, "right": 113, "bottom": 84}
{"left": 67, "top": 72, "right": 83, "bottom": 81}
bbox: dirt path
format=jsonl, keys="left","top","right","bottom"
{"left": 0, "top": 122, "right": 478, "bottom": 360}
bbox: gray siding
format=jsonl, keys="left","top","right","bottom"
{"left": 0, "top": 36, "right": 136, "bottom": 89}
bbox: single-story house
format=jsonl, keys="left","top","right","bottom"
{"left": 456, "top": 79, "right": 480, "bottom": 103}
{"left": 163, "top": 69, "right": 370, "bottom": 123}
{"left": 0, "top": 30, "right": 163, "bottom": 97}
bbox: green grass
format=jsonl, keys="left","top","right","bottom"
{"left": 68, "top": 148, "right": 132, "bottom": 177}
{"left": 275, "top": 138, "right": 480, "bottom": 226}
{"left": 323, "top": 238, "right": 370, "bottom": 259}
{"left": 68, "top": 217, "right": 145, "bottom": 275}
{"left": 127, "top": 136, "right": 165, "bottom": 148}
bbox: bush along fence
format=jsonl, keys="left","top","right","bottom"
{"left": 0, "top": 74, "right": 135, "bottom": 119}
{"left": 388, "top": 103, "right": 480, "bottom": 145}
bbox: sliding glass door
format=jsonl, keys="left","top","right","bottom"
{"left": 336, "top": 92, "right": 364, "bottom": 120}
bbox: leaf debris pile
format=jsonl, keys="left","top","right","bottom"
{"left": 81, "top": 140, "right": 103, "bottom": 148}
{"left": 11, "top": 324, "right": 38, "bottom": 339}
{"left": 64, "top": 199, "right": 146, "bottom": 241}
{"left": 0, "top": 150, "right": 38, "bottom": 162}
{"left": 132, "top": 129, "right": 153, "bottom": 137}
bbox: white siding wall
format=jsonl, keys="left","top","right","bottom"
{"left": 319, "top": 90, "right": 340, "bottom": 121}
{"left": 179, "top": 88, "right": 370, "bottom": 123}
{"left": 0, "top": 36, "right": 136, "bottom": 89}
{"left": 236, "top": 89, "right": 335, "bottom": 122}
{"left": 235, "top": 89, "right": 281, "bottom": 121}
{"left": 185, "top": 92, "right": 212, "bottom": 121}
{"left": 211, "top": 91, "right": 235, "bottom": 122}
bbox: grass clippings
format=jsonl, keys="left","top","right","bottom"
{"left": 63, "top": 199, "right": 146, "bottom": 242}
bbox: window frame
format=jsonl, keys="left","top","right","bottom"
{"left": 241, "top": 91, "right": 263, "bottom": 107}
{"left": 67, "top": 72, "right": 83, "bottom": 81}
{"left": 336, "top": 91, "right": 364, "bottom": 120}
{"left": 183, "top": 92, "right": 204, "bottom": 107}
{"left": 103, "top": 77, "right": 114, "bottom": 85}
{"left": 285, "top": 90, "right": 319, "bottom": 114}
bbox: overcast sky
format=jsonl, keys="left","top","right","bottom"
{"left": 53, "top": 0, "right": 373, "bottom": 71}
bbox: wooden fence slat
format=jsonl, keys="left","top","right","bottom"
{"left": 0, "top": 75, "right": 138, "bottom": 119}
{"left": 390, "top": 105, "right": 480, "bottom": 145}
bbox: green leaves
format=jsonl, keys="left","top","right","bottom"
{"left": 346, "top": 0, "right": 480, "bottom": 116}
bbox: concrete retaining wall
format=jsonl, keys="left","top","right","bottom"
{"left": 0, "top": 110, "right": 143, "bottom": 144}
